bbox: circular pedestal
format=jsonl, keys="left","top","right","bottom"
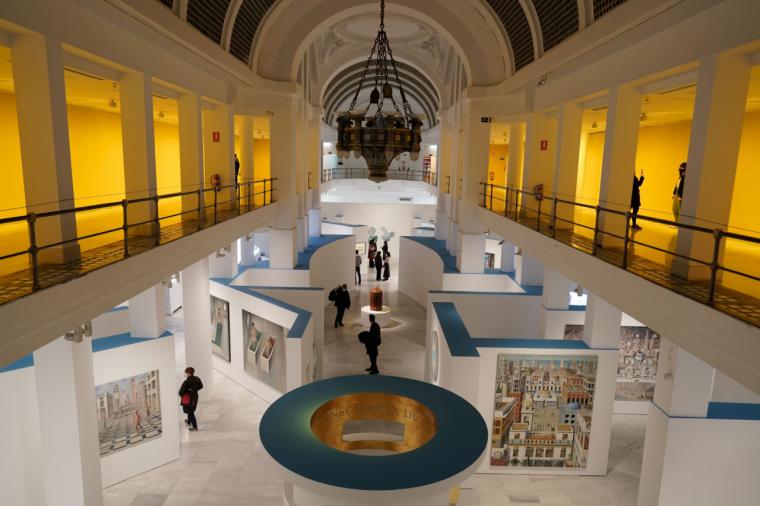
{"left": 260, "top": 375, "right": 487, "bottom": 506}
{"left": 360, "top": 305, "right": 392, "bottom": 327}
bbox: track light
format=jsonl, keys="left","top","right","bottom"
{"left": 64, "top": 322, "right": 92, "bottom": 343}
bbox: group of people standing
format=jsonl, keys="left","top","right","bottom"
{"left": 629, "top": 162, "right": 687, "bottom": 229}
{"left": 366, "top": 239, "right": 391, "bottom": 282}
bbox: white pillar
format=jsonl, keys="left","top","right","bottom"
{"left": 269, "top": 96, "right": 299, "bottom": 268}
{"left": 128, "top": 285, "right": 167, "bottom": 338}
{"left": 240, "top": 234, "right": 257, "bottom": 266}
{"left": 178, "top": 92, "right": 204, "bottom": 216}
{"left": 208, "top": 243, "right": 238, "bottom": 278}
{"left": 34, "top": 337, "right": 102, "bottom": 506}
{"left": 516, "top": 251, "right": 544, "bottom": 286}
{"left": 553, "top": 102, "right": 583, "bottom": 227}
{"left": 507, "top": 123, "right": 525, "bottom": 189}
{"left": 598, "top": 84, "right": 641, "bottom": 246}
{"left": 239, "top": 115, "right": 255, "bottom": 182}
{"left": 120, "top": 71, "right": 157, "bottom": 207}
{"left": 181, "top": 258, "right": 213, "bottom": 398}
{"left": 542, "top": 267, "right": 571, "bottom": 310}
{"left": 672, "top": 51, "right": 751, "bottom": 280}
{"left": 11, "top": 33, "right": 79, "bottom": 263}
{"left": 499, "top": 240, "right": 515, "bottom": 272}
{"left": 308, "top": 208, "right": 321, "bottom": 237}
{"left": 269, "top": 229, "right": 298, "bottom": 269}
{"left": 582, "top": 294, "right": 622, "bottom": 348}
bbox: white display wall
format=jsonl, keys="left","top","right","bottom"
{"left": 93, "top": 336, "right": 181, "bottom": 487}
{"left": 210, "top": 281, "right": 314, "bottom": 403}
{"left": 307, "top": 235, "right": 354, "bottom": 306}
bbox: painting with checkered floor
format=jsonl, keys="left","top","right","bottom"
{"left": 95, "top": 370, "right": 162, "bottom": 457}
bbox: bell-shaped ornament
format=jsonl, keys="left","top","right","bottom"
{"left": 370, "top": 88, "right": 380, "bottom": 104}
{"left": 383, "top": 83, "right": 393, "bottom": 98}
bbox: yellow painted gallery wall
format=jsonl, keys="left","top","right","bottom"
{"left": 154, "top": 120, "right": 181, "bottom": 225}
{"left": 0, "top": 92, "right": 29, "bottom": 273}
{"left": 253, "top": 138, "right": 271, "bottom": 206}
{"left": 731, "top": 110, "right": 760, "bottom": 236}
{"left": 488, "top": 144, "right": 508, "bottom": 186}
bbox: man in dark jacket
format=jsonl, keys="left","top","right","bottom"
{"left": 630, "top": 169, "right": 644, "bottom": 230}
{"left": 672, "top": 162, "right": 686, "bottom": 221}
{"left": 334, "top": 284, "right": 351, "bottom": 328}
{"left": 365, "top": 314, "right": 381, "bottom": 374}
{"left": 178, "top": 367, "right": 203, "bottom": 431}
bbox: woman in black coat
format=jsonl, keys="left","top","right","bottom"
{"left": 178, "top": 366, "right": 203, "bottom": 431}
{"left": 375, "top": 251, "right": 383, "bottom": 281}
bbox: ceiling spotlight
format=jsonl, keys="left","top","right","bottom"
{"left": 591, "top": 121, "right": 598, "bottom": 129}
{"left": 64, "top": 322, "right": 92, "bottom": 343}
{"left": 158, "top": 111, "right": 165, "bottom": 118}
{"left": 575, "top": 285, "right": 584, "bottom": 296}
{"left": 640, "top": 112, "right": 648, "bottom": 121}
{"left": 537, "top": 74, "right": 548, "bottom": 87}
{"left": 108, "top": 99, "right": 117, "bottom": 108}
{"left": 216, "top": 248, "right": 227, "bottom": 258}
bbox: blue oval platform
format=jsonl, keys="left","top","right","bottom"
{"left": 259, "top": 375, "right": 488, "bottom": 491}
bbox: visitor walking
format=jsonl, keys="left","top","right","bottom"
{"left": 179, "top": 367, "right": 203, "bottom": 431}
{"left": 331, "top": 284, "right": 351, "bottom": 327}
{"left": 630, "top": 169, "right": 644, "bottom": 230}
{"left": 355, "top": 249, "right": 362, "bottom": 285}
{"left": 672, "top": 162, "right": 686, "bottom": 222}
{"left": 382, "top": 240, "right": 389, "bottom": 260}
{"left": 375, "top": 251, "right": 383, "bottom": 281}
{"left": 364, "top": 314, "right": 381, "bottom": 374}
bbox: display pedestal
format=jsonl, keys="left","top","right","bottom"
{"left": 360, "top": 305, "right": 392, "bottom": 327}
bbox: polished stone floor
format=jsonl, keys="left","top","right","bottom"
{"left": 103, "top": 265, "right": 645, "bottom": 505}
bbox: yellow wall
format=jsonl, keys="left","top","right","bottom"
{"left": 253, "top": 138, "right": 271, "bottom": 206}
{"left": 488, "top": 144, "right": 508, "bottom": 186}
{"left": 0, "top": 91, "right": 29, "bottom": 273}
{"left": 154, "top": 120, "right": 181, "bottom": 224}
{"left": 577, "top": 132, "right": 605, "bottom": 206}
{"left": 731, "top": 110, "right": 760, "bottom": 236}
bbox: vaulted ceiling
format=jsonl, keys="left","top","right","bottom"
{"left": 152, "top": 0, "right": 630, "bottom": 75}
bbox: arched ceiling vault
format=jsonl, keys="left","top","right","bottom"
{"left": 153, "top": 0, "right": 630, "bottom": 80}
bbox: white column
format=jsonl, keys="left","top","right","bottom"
{"left": 516, "top": 251, "right": 544, "bottom": 286}
{"left": 240, "top": 234, "right": 257, "bottom": 266}
{"left": 239, "top": 115, "right": 255, "bottom": 182}
{"left": 12, "top": 33, "right": 79, "bottom": 263}
{"left": 178, "top": 92, "right": 204, "bottom": 216}
{"left": 507, "top": 123, "right": 525, "bottom": 189}
{"left": 208, "top": 243, "right": 238, "bottom": 278}
{"left": 598, "top": 84, "right": 641, "bottom": 246}
{"left": 672, "top": 51, "right": 751, "bottom": 280}
{"left": 456, "top": 98, "right": 490, "bottom": 273}
{"left": 542, "top": 267, "right": 571, "bottom": 310}
{"left": 499, "top": 240, "right": 515, "bottom": 272}
{"left": 552, "top": 102, "right": 583, "bottom": 227}
{"left": 34, "top": 337, "right": 102, "bottom": 506}
{"left": 120, "top": 71, "right": 157, "bottom": 203}
{"left": 308, "top": 208, "right": 321, "bottom": 237}
{"left": 269, "top": 96, "right": 299, "bottom": 268}
{"left": 129, "top": 285, "right": 167, "bottom": 338}
{"left": 181, "top": 258, "right": 213, "bottom": 398}
{"left": 582, "top": 294, "right": 622, "bottom": 348}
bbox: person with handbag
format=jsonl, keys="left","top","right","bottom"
{"left": 178, "top": 366, "right": 204, "bottom": 431}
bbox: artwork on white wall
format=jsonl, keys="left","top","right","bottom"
{"left": 95, "top": 370, "right": 162, "bottom": 458}
{"left": 490, "top": 354, "right": 598, "bottom": 470}
{"left": 430, "top": 329, "right": 439, "bottom": 383}
{"left": 211, "top": 295, "right": 231, "bottom": 362}
{"left": 563, "top": 324, "right": 660, "bottom": 401}
{"left": 242, "top": 309, "right": 286, "bottom": 390}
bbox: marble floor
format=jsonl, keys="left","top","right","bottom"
{"left": 103, "top": 267, "right": 645, "bottom": 506}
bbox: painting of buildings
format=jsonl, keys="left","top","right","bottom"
{"left": 563, "top": 324, "right": 660, "bottom": 402}
{"left": 211, "top": 295, "right": 231, "bottom": 361}
{"left": 95, "top": 370, "right": 162, "bottom": 458}
{"left": 490, "top": 354, "right": 598, "bottom": 470}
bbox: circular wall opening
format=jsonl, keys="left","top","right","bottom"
{"left": 310, "top": 392, "right": 437, "bottom": 455}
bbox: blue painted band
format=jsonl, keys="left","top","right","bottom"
{"left": 402, "top": 236, "right": 457, "bottom": 273}
{"left": 107, "top": 305, "right": 129, "bottom": 313}
{"left": 473, "top": 338, "right": 590, "bottom": 350}
{"left": 707, "top": 402, "right": 760, "bottom": 421}
{"left": 0, "top": 354, "right": 34, "bottom": 373}
{"left": 259, "top": 375, "right": 487, "bottom": 491}
{"left": 92, "top": 332, "right": 171, "bottom": 353}
{"left": 429, "top": 290, "right": 537, "bottom": 296}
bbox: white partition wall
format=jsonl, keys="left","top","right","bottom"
{"left": 399, "top": 237, "right": 444, "bottom": 306}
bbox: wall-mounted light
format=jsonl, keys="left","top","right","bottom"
{"left": 108, "top": 99, "right": 117, "bottom": 108}
{"left": 537, "top": 74, "right": 548, "bottom": 87}
{"left": 158, "top": 111, "right": 165, "bottom": 118}
{"left": 591, "top": 121, "right": 598, "bottom": 129}
{"left": 640, "top": 112, "right": 648, "bottom": 121}
{"left": 574, "top": 285, "right": 584, "bottom": 296}
{"left": 64, "top": 322, "right": 92, "bottom": 343}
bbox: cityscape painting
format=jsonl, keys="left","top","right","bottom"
{"left": 95, "top": 370, "right": 162, "bottom": 458}
{"left": 563, "top": 324, "right": 660, "bottom": 401}
{"left": 211, "top": 295, "right": 231, "bottom": 362}
{"left": 490, "top": 354, "right": 598, "bottom": 470}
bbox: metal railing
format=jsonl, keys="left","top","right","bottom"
{"left": 321, "top": 167, "right": 438, "bottom": 186}
{"left": 0, "top": 178, "right": 277, "bottom": 292}
{"left": 480, "top": 182, "right": 760, "bottom": 307}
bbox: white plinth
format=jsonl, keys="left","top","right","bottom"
{"left": 360, "top": 305, "right": 393, "bottom": 327}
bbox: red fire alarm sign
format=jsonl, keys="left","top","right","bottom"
{"left": 540, "top": 139, "right": 548, "bottom": 151}
{"left": 212, "top": 131, "right": 220, "bottom": 142}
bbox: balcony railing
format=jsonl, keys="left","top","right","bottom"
{"left": 321, "top": 167, "right": 438, "bottom": 186}
{"left": 480, "top": 182, "right": 760, "bottom": 327}
{"left": 0, "top": 178, "right": 277, "bottom": 305}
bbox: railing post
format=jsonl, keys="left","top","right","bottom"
{"left": 122, "top": 199, "right": 129, "bottom": 257}
{"left": 482, "top": 183, "right": 487, "bottom": 208}
{"left": 514, "top": 188, "right": 520, "bottom": 220}
{"left": 504, "top": 187, "right": 510, "bottom": 218}
{"left": 236, "top": 183, "right": 241, "bottom": 216}
{"left": 551, "top": 198, "right": 558, "bottom": 237}
{"left": 489, "top": 183, "right": 494, "bottom": 211}
{"left": 27, "top": 212, "right": 40, "bottom": 291}
{"left": 592, "top": 206, "right": 602, "bottom": 256}
{"left": 197, "top": 189, "right": 203, "bottom": 230}
{"left": 153, "top": 195, "right": 161, "bottom": 246}
{"left": 263, "top": 178, "right": 268, "bottom": 206}
{"left": 708, "top": 229, "right": 723, "bottom": 305}
{"left": 213, "top": 187, "right": 218, "bottom": 224}
{"left": 247, "top": 181, "right": 252, "bottom": 211}
{"left": 622, "top": 211, "right": 631, "bottom": 269}
{"left": 536, "top": 198, "right": 542, "bottom": 232}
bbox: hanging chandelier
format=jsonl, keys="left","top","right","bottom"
{"left": 335, "top": 0, "right": 423, "bottom": 182}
